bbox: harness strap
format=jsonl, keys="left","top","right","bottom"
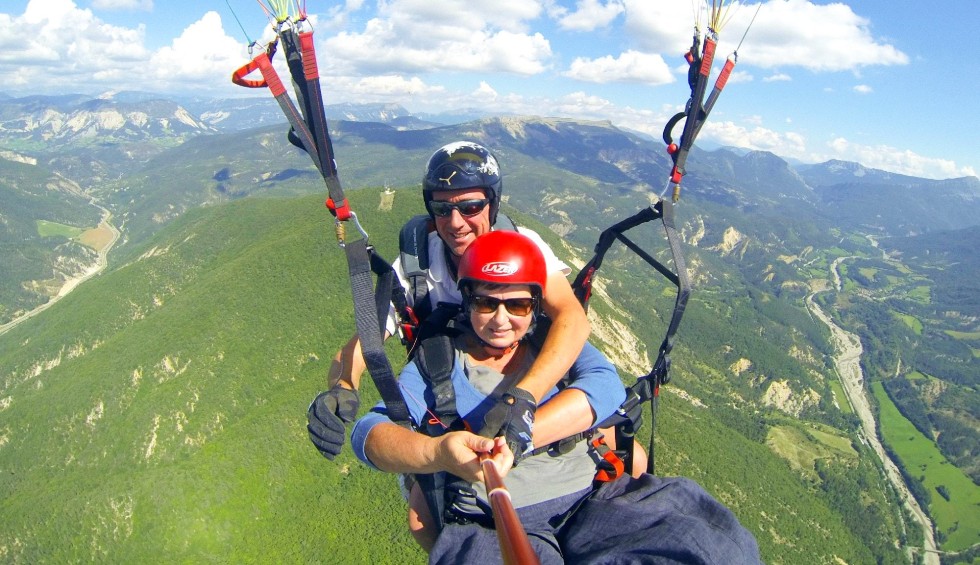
{"left": 572, "top": 199, "right": 690, "bottom": 475}
{"left": 344, "top": 238, "right": 411, "bottom": 425}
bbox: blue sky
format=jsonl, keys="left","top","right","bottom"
{"left": 1, "top": 1, "right": 977, "bottom": 180}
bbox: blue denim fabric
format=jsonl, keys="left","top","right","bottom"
{"left": 428, "top": 474, "right": 762, "bottom": 565}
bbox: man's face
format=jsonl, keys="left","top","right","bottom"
{"left": 429, "top": 189, "right": 492, "bottom": 260}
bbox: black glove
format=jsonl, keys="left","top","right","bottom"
{"left": 307, "top": 386, "right": 360, "bottom": 460}
{"left": 480, "top": 387, "right": 537, "bottom": 462}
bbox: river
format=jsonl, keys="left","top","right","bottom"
{"left": 806, "top": 256, "right": 938, "bottom": 564}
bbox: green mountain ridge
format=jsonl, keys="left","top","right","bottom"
{"left": 2, "top": 109, "right": 978, "bottom": 561}
{"left": 1, "top": 187, "right": 906, "bottom": 562}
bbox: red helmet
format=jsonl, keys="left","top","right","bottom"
{"left": 457, "top": 231, "right": 547, "bottom": 297}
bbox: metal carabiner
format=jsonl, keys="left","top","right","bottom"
{"left": 336, "top": 211, "right": 369, "bottom": 248}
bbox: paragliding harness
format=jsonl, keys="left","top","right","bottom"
{"left": 229, "top": 4, "right": 689, "bottom": 537}
{"left": 398, "top": 198, "right": 690, "bottom": 532}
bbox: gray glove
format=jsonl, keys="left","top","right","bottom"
{"left": 307, "top": 386, "right": 360, "bottom": 460}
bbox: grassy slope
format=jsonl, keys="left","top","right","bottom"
{"left": 0, "top": 187, "right": 879, "bottom": 563}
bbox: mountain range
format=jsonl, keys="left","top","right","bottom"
{"left": 0, "top": 91, "right": 978, "bottom": 563}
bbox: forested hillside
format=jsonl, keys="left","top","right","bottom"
{"left": 0, "top": 187, "right": 907, "bottom": 563}
{"left": 1, "top": 94, "right": 978, "bottom": 561}
{"left": 0, "top": 158, "right": 102, "bottom": 324}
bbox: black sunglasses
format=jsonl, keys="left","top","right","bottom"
{"left": 469, "top": 295, "right": 536, "bottom": 317}
{"left": 429, "top": 199, "right": 490, "bottom": 218}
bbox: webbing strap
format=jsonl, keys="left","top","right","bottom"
{"left": 233, "top": 51, "right": 321, "bottom": 169}
{"left": 345, "top": 238, "right": 411, "bottom": 425}
{"left": 650, "top": 199, "right": 690, "bottom": 384}
{"left": 232, "top": 29, "right": 411, "bottom": 428}
{"left": 572, "top": 199, "right": 691, "bottom": 476}
{"left": 280, "top": 28, "right": 349, "bottom": 219}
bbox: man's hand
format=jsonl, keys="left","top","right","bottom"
{"left": 479, "top": 387, "right": 537, "bottom": 462}
{"left": 307, "top": 386, "right": 360, "bottom": 460}
{"left": 434, "top": 433, "right": 513, "bottom": 483}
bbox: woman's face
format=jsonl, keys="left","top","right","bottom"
{"left": 467, "top": 283, "right": 535, "bottom": 349}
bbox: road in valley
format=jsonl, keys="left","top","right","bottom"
{"left": 0, "top": 204, "right": 120, "bottom": 337}
{"left": 806, "top": 256, "right": 938, "bottom": 564}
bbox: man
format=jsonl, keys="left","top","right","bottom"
{"left": 352, "top": 232, "right": 762, "bottom": 564}
{"left": 308, "top": 141, "right": 591, "bottom": 460}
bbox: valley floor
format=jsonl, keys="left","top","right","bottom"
{"left": 807, "top": 256, "right": 938, "bottom": 564}
{"left": 0, "top": 206, "right": 120, "bottom": 337}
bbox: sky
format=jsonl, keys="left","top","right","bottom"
{"left": 0, "top": 0, "right": 977, "bottom": 181}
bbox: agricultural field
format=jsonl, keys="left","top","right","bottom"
{"left": 873, "top": 382, "right": 980, "bottom": 552}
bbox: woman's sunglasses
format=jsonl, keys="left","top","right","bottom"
{"left": 469, "top": 295, "right": 536, "bottom": 317}
{"left": 429, "top": 199, "right": 490, "bottom": 218}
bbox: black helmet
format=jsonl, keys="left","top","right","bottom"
{"left": 423, "top": 142, "right": 503, "bottom": 225}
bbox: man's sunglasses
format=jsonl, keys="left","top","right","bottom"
{"left": 469, "top": 295, "right": 537, "bottom": 317}
{"left": 429, "top": 199, "right": 490, "bottom": 218}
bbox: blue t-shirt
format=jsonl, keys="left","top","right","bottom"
{"left": 351, "top": 338, "right": 625, "bottom": 510}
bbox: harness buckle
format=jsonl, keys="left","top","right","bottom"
{"left": 591, "top": 436, "right": 625, "bottom": 483}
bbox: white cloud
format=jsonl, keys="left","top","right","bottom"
{"left": 333, "top": 75, "right": 444, "bottom": 101}
{"left": 763, "top": 73, "right": 791, "bottom": 82}
{"left": 622, "top": 0, "right": 697, "bottom": 55}
{"left": 700, "top": 120, "right": 808, "bottom": 158}
{"left": 564, "top": 50, "right": 674, "bottom": 85}
{"left": 320, "top": 1, "right": 552, "bottom": 76}
{"left": 148, "top": 12, "right": 245, "bottom": 90}
{"left": 621, "top": 0, "right": 907, "bottom": 74}
{"left": 91, "top": 0, "right": 153, "bottom": 9}
{"left": 0, "top": 1, "right": 247, "bottom": 95}
{"left": 727, "top": 69, "right": 753, "bottom": 85}
{"left": 0, "top": 0, "right": 150, "bottom": 89}
{"left": 554, "top": 0, "right": 625, "bottom": 32}
{"left": 736, "top": 0, "right": 908, "bottom": 71}
{"left": 826, "top": 138, "right": 976, "bottom": 180}
{"left": 853, "top": 84, "right": 873, "bottom": 94}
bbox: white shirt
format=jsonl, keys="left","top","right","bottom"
{"left": 385, "top": 226, "right": 571, "bottom": 336}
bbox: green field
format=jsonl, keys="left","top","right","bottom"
{"left": 873, "top": 382, "right": 980, "bottom": 551}
{"left": 766, "top": 423, "right": 857, "bottom": 480}
{"left": 894, "top": 312, "right": 923, "bottom": 335}
{"left": 36, "top": 219, "right": 84, "bottom": 239}
{"left": 945, "top": 329, "right": 980, "bottom": 340}
{"left": 828, "top": 380, "right": 852, "bottom": 414}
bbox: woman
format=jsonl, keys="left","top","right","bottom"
{"left": 350, "top": 232, "right": 762, "bottom": 564}
{"left": 351, "top": 230, "right": 626, "bottom": 557}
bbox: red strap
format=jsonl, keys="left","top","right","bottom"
{"left": 231, "top": 57, "right": 267, "bottom": 88}
{"left": 591, "top": 437, "right": 625, "bottom": 482}
{"left": 299, "top": 31, "right": 320, "bottom": 80}
{"left": 231, "top": 52, "right": 287, "bottom": 97}
{"left": 325, "top": 197, "right": 351, "bottom": 221}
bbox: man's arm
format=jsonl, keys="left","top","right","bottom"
{"left": 532, "top": 388, "right": 594, "bottom": 446}
{"left": 328, "top": 333, "right": 367, "bottom": 391}
{"left": 532, "top": 341, "right": 626, "bottom": 446}
{"left": 364, "top": 423, "right": 511, "bottom": 483}
{"left": 515, "top": 270, "right": 591, "bottom": 402}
